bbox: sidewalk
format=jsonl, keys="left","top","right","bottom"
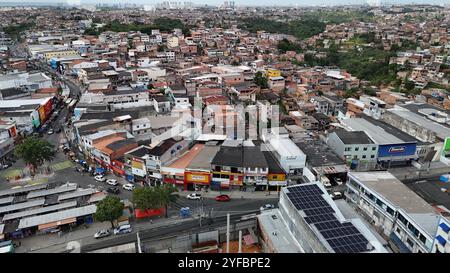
{"left": 15, "top": 215, "right": 192, "bottom": 253}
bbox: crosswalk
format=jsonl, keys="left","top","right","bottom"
{"left": 51, "top": 160, "right": 74, "bottom": 171}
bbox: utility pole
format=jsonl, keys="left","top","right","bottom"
{"left": 238, "top": 230, "right": 242, "bottom": 253}
{"left": 226, "top": 213, "right": 230, "bottom": 253}
{"left": 137, "top": 232, "right": 142, "bottom": 253}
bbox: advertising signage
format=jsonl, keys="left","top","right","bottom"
{"left": 443, "top": 137, "right": 450, "bottom": 158}
{"left": 378, "top": 143, "right": 416, "bottom": 158}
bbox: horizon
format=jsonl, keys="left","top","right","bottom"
{"left": 0, "top": 0, "right": 448, "bottom": 7}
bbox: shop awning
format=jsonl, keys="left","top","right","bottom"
{"left": 38, "top": 217, "right": 77, "bottom": 230}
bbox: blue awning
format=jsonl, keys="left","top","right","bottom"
{"left": 439, "top": 222, "right": 450, "bottom": 233}
{"left": 436, "top": 235, "right": 447, "bottom": 247}
{"left": 389, "top": 232, "right": 412, "bottom": 253}
{"left": 95, "top": 167, "right": 106, "bottom": 173}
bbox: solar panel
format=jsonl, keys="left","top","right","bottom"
{"left": 285, "top": 184, "right": 372, "bottom": 253}
{"left": 303, "top": 206, "right": 335, "bottom": 216}
{"left": 305, "top": 213, "right": 337, "bottom": 224}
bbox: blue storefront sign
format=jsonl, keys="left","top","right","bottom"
{"left": 378, "top": 143, "right": 416, "bottom": 158}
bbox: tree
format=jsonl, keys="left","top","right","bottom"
{"left": 254, "top": 71, "right": 268, "bottom": 89}
{"left": 132, "top": 185, "right": 178, "bottom": 218}
{"left": 94, "top": 196, "right": 124, "bottom": 228}
{"left": 132, "top": 187, "right": 158, "bottom": 211}
{"left": 14, "top": 137, "right": 55, "bottom": 175}
{"left": 154, "top": 184, "right": 178, "bottom": 218}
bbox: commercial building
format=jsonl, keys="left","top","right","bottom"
{"left": 346, "top": 171, "right": 441, "bottom": 253}
{"left": 326, "top": 129, "right": 378, "bottom": 166}
{"left": 383, "top": 104, "right": 450, "bottom": 143}
{"left": 341, "top": 116, "right": 421, "bottom": 168}
{"left": 257, "top": 183, "right": 387, "bottom": 253}
{"left": 184, "top": 144, "right": 220, "bottom": 190}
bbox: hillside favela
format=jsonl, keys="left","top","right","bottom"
{"left": 0, "top": 0, "right": 450, "bottom": 257}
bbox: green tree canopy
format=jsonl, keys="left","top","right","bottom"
{"left": 94, "top": 196, "right": 124, "bottom": 228}
{"left": 254, "top": 71, "right": 269, "bottom": 89}
{"left": 132, "top": 185, "right": 177, "bottom": 218}
{"left": 14, "top": 137, "right": 55, "bottom": 174}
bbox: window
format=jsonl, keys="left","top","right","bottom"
{"left": 386, "top": 206, "right": 395, "bottom": 216}
{"left": 363, "top": 147, "right": 368, "bottom": 151}
{"left": 362, "top": 155, "right": 366, "bottom": 159}
{"left": 231, "top": 167, "right": 238, "bottom": 173}
{"left": 345, "top": 147, "right": 351, "bottom": 152}
{"left": 355, "top": 147, "right": 359, "bottom": 151}
{"left": 370, "top": 155, "right": 375, "bottom": 159}
{"left": 372, "top": 147, "right": 376, "bottom": 151}
{"left": 406, "top": 237, "right": 414, "bottom": 248}
{"left": 419, "top": 234, "right": 427, "bottom": 244}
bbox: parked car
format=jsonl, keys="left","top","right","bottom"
{"left": 114, "top": 224, "right": 132, "bottom": 235}
{"left": 55, "top": 127, "right": 62, "bottom": 133}
{"left": 260, "top": 204, "right": 275, "bottom": 211}
{"left": 215, "top": 194, "right": 231, "bottom": 202}
{"left": 47, "top": 129, "right": 54, "bottom": 135}
{"left": 94, "top": 229, "right": 111, "bottom": 239}
{"left": 334, "top": 178, "right": 343, "bottom": 186}
{"left": 330, "top": 192, "right": 343, "bottom": 200}
{"left": 122, "top": 183, "right": 135, "bottom": 191}
{"left": 0, "top": 163, "right": 12, "bottom": 170}
{"left": 187, "top": 193, "right": 202, "bottom": 200}
{"left": 94, "top": 175, "right": 106, "bottom": 182}
{"left": 107, "top": 187, "right": 120, "bottom": 194}
{"left": 106, "top": 179, "right": 118, "bottom": 186}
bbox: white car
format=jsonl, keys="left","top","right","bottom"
{"left": 330, "top": 192, "right": 343, "bottom": 200}
{"left": 334, "top": 178, "right": 344, "bottom": 185}
{"left": 94, "top": 229, "right": 110, "bottom": 239}
{"left": 187, "top": 193, "right": 202, "bottom": 200}
{"left": 260, "top": 204, "right": 275, "bottom": 211}
{"left": 106, "top": 179, "right": 118, "bottom": 186}
{"left": 113, "top": 224, "right": 132, "bottom": 235}
{"left": 122, "top": 183, "right": 135, "bottom": 191}
{"left": 94, "top": 175, "right": 106, "bottom": 182}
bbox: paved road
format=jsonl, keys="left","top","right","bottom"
{"left": 80, "top": 211, "right": 258, "bottom": 253}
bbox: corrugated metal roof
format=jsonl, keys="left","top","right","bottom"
{"left": 18, "top": 205, "right": 97, "bottom": 229}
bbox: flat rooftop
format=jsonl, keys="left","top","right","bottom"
{"left": 341, "top": 116, "right": 422, "bottom": 145}
{"left": 387, "top": 106, "right": 450, "bottom": 141}
{"left": 295, "top": 140, "right": 344, "bottom": 167}
{"left": 349, "top": 172, "right": 437, "bottom": 215}
{"left": 257, "top": 210, "right": 303, "bottom": 253}
{"left": 168, "top": 144, "right": 204, "bottom": 170}
{"left": 186, "top": 145, "right": 220, "bottom": 171}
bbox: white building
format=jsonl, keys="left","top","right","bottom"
{"left": 346, "top": 171, "right": 441, "bottom": 253}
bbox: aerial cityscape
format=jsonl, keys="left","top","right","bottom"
{"left": 0, "top": 1, "right": 449, "bottom": 257}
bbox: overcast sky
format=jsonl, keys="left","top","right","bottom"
{"left": 1, "top": 0, "right": 447, "bottom": 6}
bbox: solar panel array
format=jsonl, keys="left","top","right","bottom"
{"left": 286, "top": 184, "right": 373, "bottom": 253}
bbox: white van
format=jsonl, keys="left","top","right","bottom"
{"left": 321, "top": 176, "right": 332, "bottom": 188}
{"left": 114, "top": 224, "right": 132, "bottom": 235}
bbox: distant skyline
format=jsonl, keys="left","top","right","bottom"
{"left": 0, "top": 0, "right": 448, "bottom": 7}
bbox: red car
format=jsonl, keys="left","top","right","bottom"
{"left": 215, "top": 194, "right": 231, "bottom": 202}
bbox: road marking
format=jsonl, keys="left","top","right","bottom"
{"left": 1, "top": 169, "right": 22, "bottom": 179}
{"left": 51, "top": 160, "right": 74, "bottom": 171}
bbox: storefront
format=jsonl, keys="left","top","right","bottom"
{"left": 184, "top": 171, "right": 211, "bottom": 191}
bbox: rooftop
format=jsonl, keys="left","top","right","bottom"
{"left": 333, "top": 129, "right": 375, "bottom": 145}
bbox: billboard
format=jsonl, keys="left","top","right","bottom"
{"left": 185, "top": 172, "right": 210, "bottom": 184}
{"left": 131, "top": 158, "right": 146, "bottom": 177}
{"left": 443, "top": 138, "right": 450, "bottom": 158}
{"left": 31, "top": 110, "right": 40, "bottom": 128}
{"left": 38, "top": 106, "right": 46, "bottom": 123}
{"left": 378, "top": 143, "right": 416, "bottom": 158}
